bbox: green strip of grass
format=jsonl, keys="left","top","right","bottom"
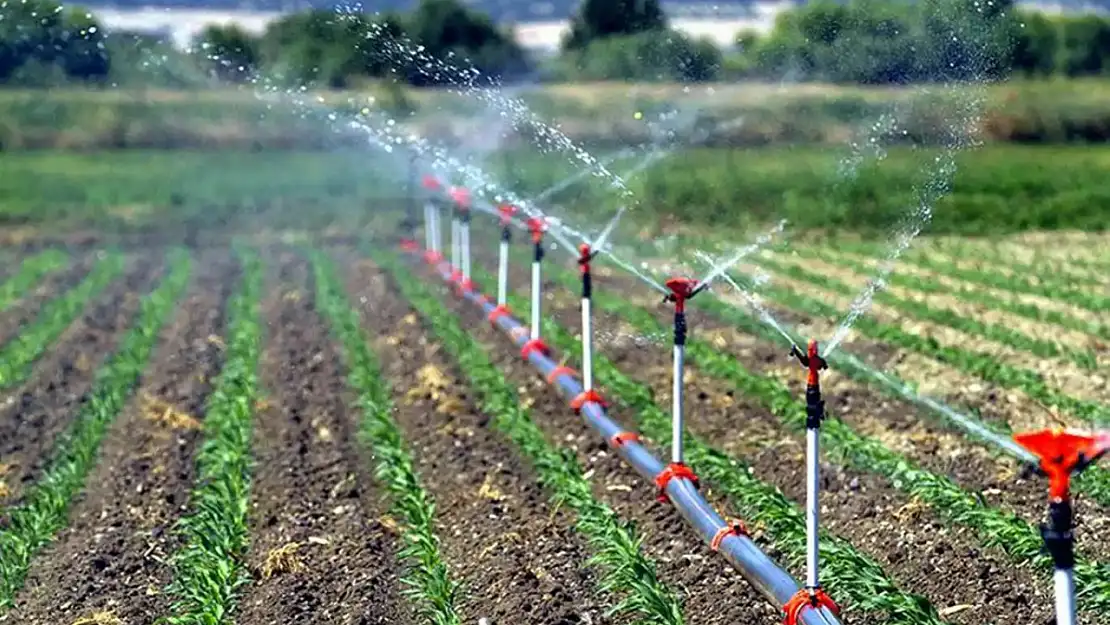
{"left": 0, "top": 249, "right": 67, "bottom": 313}
{"left": 0, "top": 250, "right": 124, "bottom": 388}
{"left": 0, "top": 248, "right": 191, "bottom": 610}
{"left": 161, "top": 246, "right": 262, "bottom": 624}
{"left": 375, "top": 250, "right": 686, "bottom": 625}
{"left": 308, "top": 250, "right": 463, "bottom": 624}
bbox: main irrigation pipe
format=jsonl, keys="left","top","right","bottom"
{"left": 402, "top": 249, "right": 839, "bottom": 625}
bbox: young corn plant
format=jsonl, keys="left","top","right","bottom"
{"left": 495, "top": 283, "right": 949, "bottom": 625}
{"left": 308, "top": 250, "right": 463, "bottom": 625}
{"left": 162, "top": 247, "right": 262, "bottom": 625}
{"left": 376, "top": 251, "right": 685, "bottom": 625}
{"left": 563, "top": 270, "right": 1110, "bottom": 614}
{"left": 0, "top": 251, "right": 124, "bottom": 388}
{"left": 0, "top": 249, "right": 67, "bottom": 313}
{"left": 0, "top": 249, "right": 191, "bottom": 611}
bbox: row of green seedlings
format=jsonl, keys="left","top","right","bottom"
{"left": 0, "top": 249, "right": 192, "bottom": 609}
{"left": 307, "top": 250, "right": 463, "bottom": 625}
{"left": 0, "top": 249, "right": 67, "bottom": 313}
{"left": 750, "top": 256, "right": 1110, "bottom": 428}
{"left": 0, "top": 251, "right": 125, "bottom": 387}
{"left": 912, "top": 239, "right": 1108, "bottom": 290}
{"left": 532, "top": 259, "right": 1110, "bottom": 615}
{"left": 671, "top": 259, "right": 1110, "bottom": 514}
{"left": 798, "top": 246, "right": 1110, "bottom": 355}
{"left": 162, "top": 246, "right": 262, "bottom": 623}
{"left": 775, "top": 248, "right": 1099, "bottom": 370}
{"left": 375, "top": 250, "right": 686, "bottom": 625}
{"left": 490, "top": 279, "right": 947, "bottom": 625}
{"left": 839, "top": 240, "right": 1109, "bottom": 314}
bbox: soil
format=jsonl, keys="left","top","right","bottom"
{"left": 0, "top": 255, "right": 96, "bottom": 348}
{"left": 235, "top": 250, "right": 414, "bottom": 625}
{"left": 9, "top": 251, "right": 234, "bottom": 624}
{"left": 461, "top": 253, "right": 1063, "bottom": 624}
{"left": 395, "top": 257, "right": 788, "bottom": 625}
{"left": 344, "top": 255, "right": 624, "bottom": 625}
{"left": 0, "top": 258, "right": 163, "bottom": 507}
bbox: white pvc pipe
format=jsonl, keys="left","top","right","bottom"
{"left": 806, "top": 427, "right": 820, "bottom": 589}
{"left": 531, "top": 260, "right": 541, "bottom": 340}
{"left": 672, "top": 344, "right": 684, "bottom": 463}
{"left": 497, "top": 240, "right": 509, "bottom": 307}
{"left": 450, "top": 218, "right": 460, "bottom": 269}
{"left": 461, "top": 221, "right": 471, "bottom": 280}
{"left": 431, "top": 205, "right": 441, "bottom": 255}
{"left": 582, "top": 297, "right": 593, "bottom": 390}
{"left": 423, "top": 203, "right": 432, "bottom": 251}
{"left": 1054, "top": 568, "right": 1076, "bottom": 625}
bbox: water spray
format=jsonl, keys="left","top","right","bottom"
{"left": 399, "top": 153, "right": 420, "bottom": 251}
{"left": 496, "top": 203, "right": 518, "bottom": 308}
{"left": 1014, "top": 428, "right": 1109, "bottom": 625}
{"left": 785, "top": 341, "right": 840, "bottom": 622}
{"left": 422, "top": 175, "right": 443, "bottom": 263}
{"left": 526, "top": 216, "right": 548, "bottom": 345}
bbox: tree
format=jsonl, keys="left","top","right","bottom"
{"left": 563, "top": 0, "right": 668, "bottom": 51}
{"left": 1060, "top": 15, "right": 1110, "bottom": 76}
{"left": 1011, "top": 11, "right": 1060, "bottom": 77}
{"left": 403, "top": 0, "right": 529, "bottom": 84}
{"left": 195, "top": 24, "right": 259, "bottom": 83}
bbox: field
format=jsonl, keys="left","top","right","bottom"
{"left": 0, "top": 82, "right": 1109, "bottom": 625}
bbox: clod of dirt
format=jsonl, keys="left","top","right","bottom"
{"left": 261, "top": 542, "right": 306, "bottom": 579}
{"left": 71, "top": 611, "right": 124, "bottom": 625}
{"left": 0, "top": 480, "right": 9, "bottom": 498}
{"left": 139, "top": 393, "right": 201, "bottom": 431}
{"left": 478, "top": 473, "right": 505, "bottom": 501}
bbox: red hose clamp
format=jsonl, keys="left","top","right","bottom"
{"left": 654, "top": 462, "right": 699, "bottom": 503}
{"left": 458, "top": 278, "right": 475, "bottom": 294}
{"left": 784, "top": 588, "right": 840, "bottom": 625}
{"left": 488, "top": 305, "right": 511, "bottom": 326}
{"left": 449, "top": 268, "right": 463, "bottom": 285}
{"left": 521, "top": 338, "right": 550, "bottom": 359}
{"left": 570, "top": 389, "right": 608, "bottom": 413}
{"left": 710, "top": 519, "right": 750, "bottom": 552}
{"left": 546, "top": 366, "right": 576, "bottom": 384}
{"left": 400, "top": 239, "right": 418, "bottom": 251}
{"left": 608, "top": 431, "right": 640, "bottom": 448}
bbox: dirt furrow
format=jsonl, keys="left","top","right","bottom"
{"left": 236, "top": 251, "right": 412, "bottom": 625}
{"left": 346, "top": 255, "right": 623, "bottom": 625}
{"left": 0, "top": 256, "right": 96, "bottom": 348}
{"left": 474, "top": 254, "right": 1060, "bottom": 623}
{"left": 9, "top": 251, "right": 233, "bottom": 624}
{"left": 404, "top": 258, "right": 786, "bottom": 625}
{"left": 0, "top": 257, "right": 163, "bottom": 506}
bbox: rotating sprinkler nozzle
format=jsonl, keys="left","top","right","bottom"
{"left": 422, "top": 175, "right": 443, "bottom": 263}
{"left": 784, "top": 340, "right": 840, "bottom": 622}
{"left": 1014, "top": 428, "right": 1110, "bottom": 625}
{"left": 496, "top": 203, "right": 518, "bottom": 308}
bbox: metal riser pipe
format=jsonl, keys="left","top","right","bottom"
{"left": 419, "top": 256, "right": 839, "bottom": 625}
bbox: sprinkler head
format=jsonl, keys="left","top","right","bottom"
{"left": 449, "top": 187, "right": 471, "bottom": 210}
{"left": 422, "top": 175, "right": 441, "bottom": 191}
{"left": 578, "top": 243, "right": 597, "bottom": 264}
{"left": 498, "top": 203, "right": 518, "bottom": 226}
{"left": 526, "top": 216, "right": 547, "bottom": 244}
{"left": 663, "top": 277, "right": 699, "bottom": 310}
{"left": 1015, "top": 428, "right": 1110, "bottom": 500}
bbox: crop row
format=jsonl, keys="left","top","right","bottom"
{"left": 309, "top": 250, "right": 464, "bottom": 625}
{"left": 485, "top": 268, "right": 947, "bottom": 624}
{"left": 0, "top": 249, "right": 67, "bottom": 313}
{"left": 0, "top": 248, "right": 191, "bottom": 609}
{"left": 163, "top": 246, "right": 262, "bottom": 623}
{"left": 921, "top": 240, "right": 1108, "bottom": 288}
{"left": 529, "top": 257, "right": 1110, "bottom": 613}
{"left": 0, "top": 251, "right": 124, "bottom": 388}
{"left": 373, "top": 250, "right": 687, "bottom": 625}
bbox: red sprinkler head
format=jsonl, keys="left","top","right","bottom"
{"left": 664, "top": 277, "right": 698, "bottom": 312}
{"left": 498, "top": 203, "right": 517, "bottom": 226}
{"left": 1015, "top": 428, "right": 1110, "bottom": 501}
{"left": 526, "top": 216, "right": 546, "bottom": 244}
{"left": 422, "top": 175, "right": 440, "bottom": 191}
{"left": 449, "top": 187, "right": 471, "bottom": 211}
{"left": 790, "top": 339, "right": 828, "bottom": 386}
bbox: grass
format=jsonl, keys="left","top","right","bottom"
{"left": 309, "top": 250, "right": 463, "bottom": 624}
{"left": 0, "top": 251, "right": 124, "bottom": 388}
{"left": 162, "top": 246, "right": 262, "bottom": 624}
{"left": 0, "top": 249, "right": 67, "bottom": 311}
{"left": 375, "top": 250, "right": 686, "bottom": 625}
{"left": 487, "top": 267, "right": 949, "bottom": 625}
{"left": 0, "top": 249, "right": 191, "bottom": 610}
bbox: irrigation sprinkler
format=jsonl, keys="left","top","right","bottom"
{"left": 786, "top": 340, "right": 840, "bottom": 621}
{"left": 421, "top": 175, "right": 443, "bottom": 263}
{"left": 450, "top": 187, "right": 473, "bottom": 288}
{"left": 1014, "top": 428, "right": 1110, "bottom": 625}
{"left": 496, "top": 203, "right": 518, "bottom": 308}
{"left": 574, "top": 207, "right": 626, "bottom": 394}
{"left": 524, "top": 216, "right": 550, "bottom": 350}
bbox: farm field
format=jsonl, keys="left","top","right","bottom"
{"left": 0, "top": 217, "right": 1106, "bottom": 624}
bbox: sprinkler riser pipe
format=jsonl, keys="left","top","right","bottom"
{"left": 461, "top": 221, "right": 471, "bottom": 280}
{"left": 673, "top": 343, "right": 685, "bottom": 464}
{"left": 450, "top": 217, "right": 460, "bottom": 270}
{"left": 582, "top": 296, "right": 593, "bottom": 390}
{"left": 531, "top": 259, "right": 542, "bottom": 341}
{"left": 806, "top": 427, "right": 820, "bottom": 589}
{"left": 1054, "top": 569, "right": 1076, "bottom": 625}
{"left": 497, "top": 240, "right": 509, "bottom": 307}
{"left": 423, "top": 203, "right": 433, "bottom": 251}
{"left": 418, "top": 259, "right": 839, "bottom": 625}
{"left": 431, "top": 204, "right": 442, "bottom": 254}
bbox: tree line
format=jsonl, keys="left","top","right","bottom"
{"left": 2, "top": 0, "right": 1110, "bottom": 88}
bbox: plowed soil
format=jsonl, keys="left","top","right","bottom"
{"left": 345, "top": 255, "right": 623, "bottom": 625}
{"left": 235, "top": 251, "right": 413, "bottom": 625}
{"left": 10, "top": 251, "right": 234, "bottom": 624}
{"left": 0, "top": 256, "right": 95, "bottom": 347}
